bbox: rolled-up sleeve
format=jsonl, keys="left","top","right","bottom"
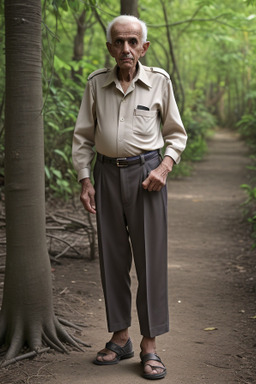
{"left": 72, "top": 81, "right": 96, "bottom": 181}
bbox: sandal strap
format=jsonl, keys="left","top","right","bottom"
{"left": 105, "top": 338, "right": 132, "bottom": 356}
{"left": 140, "top": 352, "right": 165, "bottom": 367}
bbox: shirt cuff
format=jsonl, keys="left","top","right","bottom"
{"left": 164, "top": 148, "right": 181, "bottom": 164}
{"left": 77, "top": 167, "right": 91, "bottom": 182}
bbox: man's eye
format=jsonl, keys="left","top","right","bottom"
{"left": 114, "top": 40, "right": 123, "bottom": 46}
{"left": 130, "top": 39, "right": 138, "bottom": 45}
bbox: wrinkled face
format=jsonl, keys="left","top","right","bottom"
{"left": 106, "top": 22, "right": 149, "bottom": 71}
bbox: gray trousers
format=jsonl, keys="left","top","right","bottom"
{"left": 94, "top": 152, "right": 169, "bottom": 338}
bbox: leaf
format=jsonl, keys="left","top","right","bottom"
{"left": 52, "top": 0, "right": 68, "bottom": 12}
{"left": 48, "top": 121, "right": 60, "bottom": 131}
{"left": 62, "top": 126, "right": 75, "bottom": 133}
{"left": 54, "top": 149, "right": 69, "bottom": 163}
{"left": 51, "top": 169, "right": 62, "bottom": 179}
{"left": 204, "top": 327, "right": 218, "bottom": 331}
{"left": 67, "top": 0, "right": 81, "bottom": 12}
{"left": 245, "top": 0, "right": 256, "bottom": 6}
{"left": 54, "top": 55, "right": 71, "bottom": 71}
{"left": 196, "top": 0, "right": 215, "bottom": 7}
{"left": 44, "top": 166, "right": 51, "bottom": 180}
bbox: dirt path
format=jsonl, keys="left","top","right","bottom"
{"left": 2, "top": 129, "right": 256, "bottom": 383}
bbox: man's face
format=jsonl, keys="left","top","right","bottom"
{"left": 106, "top": 22, "right": 149, "bottom": 71}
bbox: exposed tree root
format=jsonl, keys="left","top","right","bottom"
{"left": 57, "top": 317, "right": 83, "bottom": 331}
{"left": 1, "top": 347, "right": 50, "bottom": 367}
{"left": 47, "top": 234, "right": 82, "bottom": 258}
{"left": 71, "top": 335, "right": 91, "bottom": 348}
{"left": 0, "top": 314, "right": 88, "bottom": 366}
{"left": 46, "top": 212, "right": 96, "bottom": 260}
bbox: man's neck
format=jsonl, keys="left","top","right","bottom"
{"left": 118, "top": 62, "right": 139, "bottom": 81}
{"left": 118, "top": 67, "right": 137, "bottom": 83}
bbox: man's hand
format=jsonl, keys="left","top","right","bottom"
{"left": 142, "top": 156, "right": 174, "bottom": 192}
{"left": 80, "top": 178, "right": 96, "bottom": 214}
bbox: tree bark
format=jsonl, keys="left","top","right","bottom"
{"left": 120, "top": 0, "right": 146, "bottom": 64}
{"left": 1, "top": 0, "right": 80, "bottom": 362}
{"left": 161, "top": 0, "right": 185, "bottom": 114}
{"left": 120, "top": 0, "right": 139, "bottom": 17}
{"left": 72, "top": 10, "right": 88, "bottom": 80}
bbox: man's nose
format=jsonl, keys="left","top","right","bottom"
{"left": 123, "top": 41, "right": 130, "bottom": 53}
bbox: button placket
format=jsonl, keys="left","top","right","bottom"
{"left": 117, "top": 98, "right": 126, "bottom": 150}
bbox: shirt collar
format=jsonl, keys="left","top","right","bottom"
{"left": 102, "top": 61, "right": 152, "bottom": 89}
{"left": 136, "top": 62, "right": 152, "bottom": 88}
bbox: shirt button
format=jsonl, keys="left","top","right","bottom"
{"left": 120, "top": 117, "right": 125, "bottom": 122}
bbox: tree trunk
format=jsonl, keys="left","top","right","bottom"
{"left": 1, "top": 0, "right": 80, "bottom": 362}
{"left": 120, "top": 0, "right": 147, "bottom": 65}
{"left": 72, "top": 10, "right": 86, "bottom": 80}
{"left": 161, "top": 0, "right": 185, "bottom": 115}
{"left": 120, "top": 0, "right": 139, "bottom": 17}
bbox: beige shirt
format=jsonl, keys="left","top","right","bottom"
{"left": 72, "top": 61, "right": 187, "bottom": 181}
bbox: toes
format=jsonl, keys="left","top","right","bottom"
{"left": 96, "top": 349, "right": 116, "bottom": 362}
{"left": 144, "top": 362, "right": 165, "bottom": 375}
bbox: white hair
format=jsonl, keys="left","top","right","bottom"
{"left": 106, "top": 15, "right": 148, "bottom": 44}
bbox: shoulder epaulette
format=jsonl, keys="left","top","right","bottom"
{"left": 148, "top": 67, "right": 170, "bottom": 79}
{"left": 87, "top": 68, "right": 110, "bottom": 80}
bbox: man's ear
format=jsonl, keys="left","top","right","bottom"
{"left": 106, "top": 42, "right": 114, "bottom": 57}
{"left": 141, "top": 41, "right": 150, "bottom": 57}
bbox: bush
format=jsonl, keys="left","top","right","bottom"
{"left": 170, "top": 107, "right": 216, "bottom": 178}
{"left": 43, "top": 80, "right": 82, "bottom": 199}
{"left": 43, "top": 57, "right": 97, "bottom": 200}
{"left": 237, "top": 112, "right": 256, "bottom": 247}
{"left": 236, "top": 111, "right": 256, "bottom": 150}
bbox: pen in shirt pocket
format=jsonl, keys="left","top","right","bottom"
{"left": 137, "top": 105, "right": 150, "bottom": 111}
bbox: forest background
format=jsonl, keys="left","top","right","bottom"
{"left": 0, "top": 0, "right": 255, "bottom": 368}
{"left": 0, "top": 0, "right": 256, "bottom": 238}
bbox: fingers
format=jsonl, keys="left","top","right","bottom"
{"left": 142, "top": 159, "right": 173, "bottom": 191}
{"left": 142, "top": 174, "right": 164, "bottom": 192}
{"left": 81, "top": 196, "right": 96, "bottom": 214}
{"left": 80, "top": 178, "right": 96, "bottom": 214}
{"left": 142, "top": 176, "right": 151, "bottom": 190}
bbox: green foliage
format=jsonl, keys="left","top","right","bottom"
{"left": 170, "top": 105, "right": 216, "bottom": 178}
{"left": 42, "top": 57, "right": 97, "bottom": 199}
{"left": 241, "top": 183, "right": 256, "bottom": 205}
{"left": 182, "top": 107, "right": 216, "bottom": 160}
{"left": 244, "top": 0, "right": 256, "bottom": 5}
{"left": 236, "top": 111, "right": 256, "bottom": 150}
{"left": 241, "top": 181, "right": 256, "bottom": 248}
{"left": 236, "top": 90, "right": 256, "bottom": 247}
{"left": 51, "top": 0, "right": 81, "bottom": 13}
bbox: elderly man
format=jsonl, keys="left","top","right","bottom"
{"left": 72, "top": 15, "right": 187, "bottom": 380}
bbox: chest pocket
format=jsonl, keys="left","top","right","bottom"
{"left": 133, "top": 109, "right": 159, "bottom": 135}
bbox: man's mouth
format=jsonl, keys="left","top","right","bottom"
{"left": 121, "top": 56, "right": 133, "bottom": 61}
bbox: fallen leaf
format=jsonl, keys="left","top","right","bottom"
{"left": 204, "top": 327, "right": 218, "bottom": 331}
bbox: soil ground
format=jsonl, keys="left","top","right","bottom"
{"left": 1, "top": 129, "right": 256, "bottom": 383}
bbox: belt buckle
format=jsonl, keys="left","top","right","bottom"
{"left": 116, "top": 157, "right": 128, "bottom": 167}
